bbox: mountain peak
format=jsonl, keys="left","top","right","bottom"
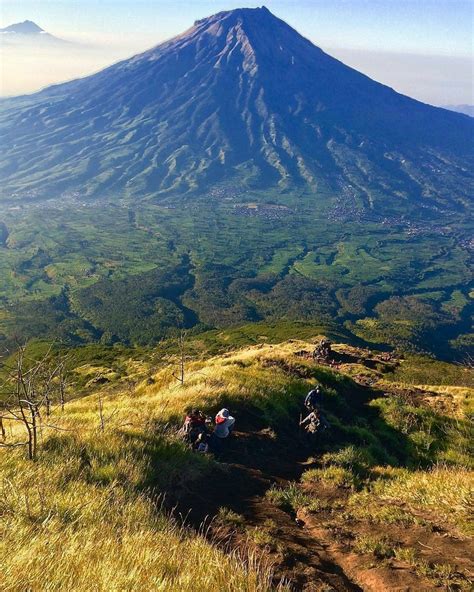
{"left": 193, "top": 5, "right": 275, "bottom": 28}
{"left": 0, "top": 20, "right": 44, "bottom": 34}
{"left": 0, "top": 9, "right": 472, "bottom": 205}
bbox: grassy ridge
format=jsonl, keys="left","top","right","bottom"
{"left": 1, "top": 340, "right": 328, "bottom": 590}
{"left": 1, "top": 344, "right": 308, "bottom": 591}
{"left": 1, "top": 339, "right": 472, "bottom": 589}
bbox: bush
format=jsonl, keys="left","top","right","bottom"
{"left": 265, "top": 483, "right": 314, "bottom": 512}
{"left": 321, "top": 445, "right": 375, "bottom": 473}
{"left": 216, "top": 507, "right": 246, "bottom": 528}
{"left": 246, "top": 526, "right": 274, "bottom": 547}
{"left": 394, "top": 546, "right": 418, "bottom": 564}
{"left": 353, "top": 535, "right": 397, "bottom": 559}
{"left": 302, "top": 466, "right": 360, "bottom": 489}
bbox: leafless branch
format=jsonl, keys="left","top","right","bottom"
{"left": 1, "top": 343, "right": 73, "bottom": 460}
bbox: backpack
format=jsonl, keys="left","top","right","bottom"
{"left": 302, "top": 411, "right": 320, "bottom": 433}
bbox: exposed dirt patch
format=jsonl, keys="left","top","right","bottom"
{"left": 175, "top": 429, "right": 362, "bottom": 591}
{"left": 299, "top": 496, "right": 474, "bottom": 592}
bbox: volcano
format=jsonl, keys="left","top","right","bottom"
{"left": 0, "top": 20, "right": 65, "bottom": 42}
{"left": 0, "top": 6, "right": 472, "bottom": 211}
{"left": 0, "top": 20, "right": 45, "bottom": 34}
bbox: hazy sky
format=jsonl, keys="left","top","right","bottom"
{"left": 1, "top": 0, "right": 473, "bottom": 105}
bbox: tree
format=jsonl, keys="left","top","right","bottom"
{"left": 0, "top": 345, "right": 71, "bottom": 460}
{"left": 172, "top": 330, "right": 187, "bottom": 386}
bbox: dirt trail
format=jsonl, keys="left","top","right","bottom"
{"left": 176, "top": 427, "right": 364, "bottom": 591}
{"left": 171, "top": 354, "right": 472, "bottom": 591}
{"left": 303, "top": 509, "right": 474, "bottom": 592}
{"left": 174, "top": 420, "right": 472, "bottom": 591}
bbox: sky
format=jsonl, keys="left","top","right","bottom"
{"left": 1, "top": 0, "right": 473, "bottom": 105}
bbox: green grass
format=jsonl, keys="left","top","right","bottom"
{"left": 369, "top": 466, "right": 474, "bottom": 535}
{"left": 0, "top": 196, "right": 472, "bottom": 360}
{"left": 344, "top": 494, "right": 425, "bottom": 526}
{"left": 216, "top": 507, "right": 246, "bottom": 529}
{"left": 265, "top": 483, "right": 318, "bottom": 512}
{"left": 301, "top": 466, "right": 361, "bottom": 489}
{"left": 353, "top": 534, "right": 397, "bottom": 559}
{"left": 386, "top": 355, "right": 474, "bottom": 387}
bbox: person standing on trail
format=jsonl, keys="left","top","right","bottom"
{"left": 304, "top": 386, "right": 321, "bottom": 411}
{"left": 210, "top": 408, "right": 235, "bottom": 454}
{"left": 300, "top": 409, "right": 321, "bottom": 434}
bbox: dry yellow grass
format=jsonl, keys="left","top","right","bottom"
{"left": 1, "top": 339, "right": 472, "bottom": 589}
{"left": 414, "top": 384, "right": 474, "bottom": 416}
{"left": 373, "top": 379, "right": 474, "bottom": 418}
{"left": 1, "top": 343, "right": 308, "bottom": 592}
{"left": 370, "top": 465, "right": 474, "bottom": 535}
{"left": 1, "top": 473, "right": 271, "bottom": 591}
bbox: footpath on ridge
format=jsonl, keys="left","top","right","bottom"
{"left": 170, "top": 349, "right": 473, "bottom": 592}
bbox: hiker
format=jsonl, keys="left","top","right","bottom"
{"left": 300, "top": 409, "right": 321, "bottom": 434}
{"left": 209, "top": 408, "right": 235, "bottom": 454}
{"left": 194, "top": 431, "right": 210, "bottom": 454}
{"left": 305, "top": 386, "right": 321, "bottom": 411}
{"left": 183, "top": 408, "right": 207, "bottom": 444}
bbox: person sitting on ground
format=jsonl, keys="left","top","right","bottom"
{"left": 305, "top": 386, "right": 321, "bottom": 411}
{"left": 183, "top": 408, "right": 207, "bottom": 443}
{"left": 214, "top": 408, "right": 235, "bottom": 438}
{"left": 209, "top": 408, "right": 235, "bottom": 454}
{"left": 194, "top": 431, "right": 210, "bottom": 454}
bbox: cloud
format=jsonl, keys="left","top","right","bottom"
{"left": 327, "top": 47, "right": 473, "bottom": 106}
{"left": 0, "top": 34, "right": 157, "bottom": 97}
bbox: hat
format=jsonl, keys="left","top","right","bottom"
{"left": 216, "top": 408, "right": 230, "bottom": 424}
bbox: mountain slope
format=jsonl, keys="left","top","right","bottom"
{"left": 444, "top": 104, "right": 474, "bottom": 118}
{"left": 0, "top": 6, "right": 472, "bottom": 211}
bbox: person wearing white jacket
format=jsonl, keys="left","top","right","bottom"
{"left": 211, "top": 408, "right": 235, "bottom": 453}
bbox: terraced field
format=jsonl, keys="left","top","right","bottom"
{"left": 0, "top": 191, "right": 471, "bottom": 359}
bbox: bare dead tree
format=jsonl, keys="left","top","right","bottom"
{"left": 172, "top": 329, "right": 186, "bottom": 386}
{"left": 59, "top": 359, "right": 67, "bottom": 412}
{"left": 95, "top": 379, "right": 120, "bottom": 432}
{"left": 0, "top": 344, "right": 72, "bottom": 460}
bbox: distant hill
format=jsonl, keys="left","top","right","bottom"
{"left": 444, "top": 104, "right": 474, "bottom": 118}
{"left": 0, "top": 6, "right": 472, "bottom": 214}
{"left": 0, "top": 20, "right": 44, "bottom": 34}
{"left": 0, "top": 19, "right": 66, "bottom": 43}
